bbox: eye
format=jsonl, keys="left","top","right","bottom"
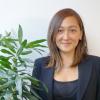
{"left": 69, "top": 29, "right": 77, "bottom": 33}
{"left": 58, "top": 29, "right": 64, "bottom": 33}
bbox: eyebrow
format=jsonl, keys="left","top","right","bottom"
{"left": 59, "top": 25, "right": 78, "bottom": 29}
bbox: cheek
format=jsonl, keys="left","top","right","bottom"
{"left": 55, "top": 34, "right": 61, "bottom": 42}
{"left": 55, "top": 36, "right": 60, "bottom": 46}
{"left": 71, "top": 34, "right": 81, "bottom": 41}
{"left": 73, "top": 37, "right": 80, "bottom": 42}
{"left": 74, "top": 40, "right": 80, "bottom": 47}
{"left": 71, "top": 35, "right": 81, "bottom": 45}
{"left": 55, "top": 37, "right": 62, "bottom": 48}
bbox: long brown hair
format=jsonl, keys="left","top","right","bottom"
{"left": 47, "top": 8, "right": 88, "bottom": 71}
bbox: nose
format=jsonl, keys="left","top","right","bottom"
{"left": 63, "top": 31, "right": 69, "bottom": 40}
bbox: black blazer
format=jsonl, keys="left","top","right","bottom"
{"left": 31, "top": 55, "right": 100, "bottom": 100}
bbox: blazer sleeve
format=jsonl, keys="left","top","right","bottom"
{"left": 96, "top": 58, "right": 100, "bottom": 100}
{"left": 32, "top": 59, "right": 41, "bottom": 79}
{"left": 97, "top": 69, "right": 100, "bottom": 100}
{"left": 31, "top": 57, "right": 48, "bottom": 100}
{"left": 30, "top": 59, "right": 42, "bottom": 99}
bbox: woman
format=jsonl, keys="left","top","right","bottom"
{"left": 31, "top": 8, "right": 100, "bottom": 100}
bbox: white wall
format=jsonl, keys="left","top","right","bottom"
{"left": 0, "top": 0, "right": 100, "bottom": 58}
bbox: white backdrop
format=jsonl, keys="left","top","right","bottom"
{"left": 0, "top": 0, "right": 100, "bottom": 59}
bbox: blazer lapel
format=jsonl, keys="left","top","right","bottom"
{"left": 78, "top": 58, "right": 93, "bottom": 100}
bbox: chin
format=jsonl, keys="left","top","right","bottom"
{"left": 61, "top": 49, "right": 74, "bottom": 53}
{"left": 60, "top": 47, "right": 75, "bottom": 53}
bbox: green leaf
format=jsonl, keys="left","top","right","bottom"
{"left": 42, "top": 82, "right": 48, "bottom": 93}
{"left": 17, "top": 40, "right": 27, "bottom": 56}
{"left": 26, "top": 39, "right": 46, "bottom": 48}
{"left": 17, "top": 46, "right": 23, "bottom": 56}
{"left": 26, "top": 44, "right": 47, "bottom": 48}
{"left": 12, "top": 58, "right": 17, "bottom": 67}
{"left": 33, "top": 48, "right": 46, "bottom": 55}
{"left": 23, "top": 91, "right": 40, "bottom": 100}
{"left": 3, "top": 38, "right": 18, "bottom": 43}
{"left": 1, "top": 49, "right": 14, "bottom": 56}
{"left": 5, "top": 31, "right": 11, "bottom": 37}
{"left": 21, "top": 39, "right": 27, "bottom": 48}
{"left": 0, "top": 56, "right": 9, "bottom": 61}
{"left": 0, "top": 77, "right": 7, "bottom": 85}
{"left": 32, "top": 39, "right": 46, "bottom": 44}
{"left": 33, "top": 48, "right": 43, "bottom": 55}
{"left": 22, "top": 75, "right": 40, "bottom": 87}
{"left": 0, "top": 60, "right": 11, "bottom": 69}
{"left": 0, "top": 80, "right": 14, "bottom": 90}
{"left": 18, "top": 25, "right": 23, "bottom": 44}
{"left": 5, "top": 43, "right": 16, "bottom": 53}
{"left": 21, "top": 50, "right": 32, "bottom": 55}
{"left": 30, "top": 88, "right": 43, "bottom": 100}
{"left": 0, "top": 56, "right": 11, "bottom": 68}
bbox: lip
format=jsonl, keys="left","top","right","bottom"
{"left": 62, "top": 43, "right": 71, "bottom": 44}
{"left": 61, "top": 42, "right": 72, "bottom": 46}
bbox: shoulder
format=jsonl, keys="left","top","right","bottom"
{"left": 86, "top": 55, "right": 100, "bottom": 72}
{"left": 84, "top": 55, "right": 100, "bottom": 63}
{"left": 34, "top": 56, "right": 50, "bottom": 68}
{"left": 81, "top": 55, "right": 100, "bottom": 71}
{"left": 32, "top": 56, "right": 50, "bottom": 78}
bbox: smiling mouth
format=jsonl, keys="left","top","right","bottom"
{"left": 61, "top": 42, "right": 72, "bottom": 47}
{"left": 62, "top": 43, "right": 71, "bottom": 44}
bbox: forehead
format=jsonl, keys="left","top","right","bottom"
{"left": 60, "top": 16, "right": 79, "bottom": 28}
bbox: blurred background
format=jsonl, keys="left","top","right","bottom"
{"left": 0, "top": 0, "right": 100, "bottom": 59}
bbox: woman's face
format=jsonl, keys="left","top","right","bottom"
{"left": 55, "top": 16, "right": 82, "bottom": 54}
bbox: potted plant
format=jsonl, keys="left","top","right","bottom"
{"left": 0, "top": 25, "right": 47, "bottom": 100}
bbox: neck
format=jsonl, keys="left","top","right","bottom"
{"left": 60, "top": 51, "right": 75, "bottom": 68}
